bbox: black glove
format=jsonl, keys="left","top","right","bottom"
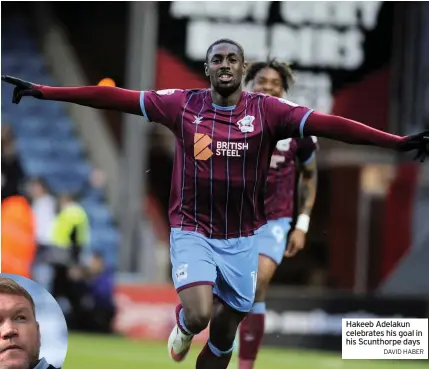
{"left": 397, "top": 130, "right": 429, "bottom": 162}
{"left": 1, "top": 75, "right": 43, "bottom": 104}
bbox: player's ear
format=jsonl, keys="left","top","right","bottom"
{"left": 36, "top": 321, "right": 41, "bottom": 349}
{"left": 204, "top": 63, "right": 209, "bottom": 77}
{"left": 242, "top": 61, "right": 248, "bottom": 75}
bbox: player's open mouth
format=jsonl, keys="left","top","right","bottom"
{"left": 219, "top": 74, "right": 233, "bottom": 82}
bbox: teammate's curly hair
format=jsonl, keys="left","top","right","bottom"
{"left": 245, "top": 59, "right": 295, "bottom": 93}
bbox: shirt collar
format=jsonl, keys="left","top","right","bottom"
{"left": 33, "top": 358, "right": 50, "bottom": 369}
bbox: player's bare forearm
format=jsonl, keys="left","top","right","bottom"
{"left": 39, "top": 86, "right": 143, "bottom": 115}
{"left": 304, "top": 112, "right": 404, "bottom": 149}
{"left": 298, "top": 157, "right": 317, "bottom": 216}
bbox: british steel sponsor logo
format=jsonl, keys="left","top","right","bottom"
{"left": 194, "top": 133, "right": 249, "bottom": 159}
{"left": 215, "top": 142, "right": 249, "bottom": 157}
{"left": 194, "top": 133, "right": 213, "bottom": 160}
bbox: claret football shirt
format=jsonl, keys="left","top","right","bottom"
{"left": 264, "top": 136, "right": 318, "bottom": 220}
{"left": 140, "top": 89, "right": 314, "bottom": 239}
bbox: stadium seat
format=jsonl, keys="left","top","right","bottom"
{"left": 82, "top": 188, "right": 105, "bottom": 203}
{"left": 83, "top": 202, "right": 113, "bottom": 226}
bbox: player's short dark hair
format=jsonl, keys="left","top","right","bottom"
{"left": 206, "top": 38, "right": 245, "bottom": 63}
{"left": 0, "top": 277, "right": 36, "bottom": 317}
{"left": 244, "top": 59, "right": 295, "bottom": 93}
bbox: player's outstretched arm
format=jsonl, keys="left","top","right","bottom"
{"left": 304, "top": 112, "right": 429, "bottom": 161}
{"left": 1, "top": 75, "right": 142, "bottom": 116}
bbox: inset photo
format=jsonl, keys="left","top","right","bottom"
{"left": 0, "top": 274, "right": 68, "bottom": 369}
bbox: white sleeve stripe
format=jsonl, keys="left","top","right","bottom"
{"left": 140, "top": 91, "right": 149, "bottom": 121}
{"left": 299, "top": 109, "right": 314, "bottom": 138}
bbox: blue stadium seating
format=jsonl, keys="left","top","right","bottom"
{"left": 1, "top": 15, "right": 119, "bottom": 269}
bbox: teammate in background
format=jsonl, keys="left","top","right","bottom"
{"left": 2, "top": 39, "right": 428, "bottom": 369}
{"left": 238, "top": 60, "right": 318, "bottom": 369}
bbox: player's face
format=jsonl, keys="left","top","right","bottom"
{"left": 205, "top": 43, "right": 246, "bottom": 96}
{"left": 0, "top": 294, "right": 40, "bottom": 369}
{"left": 250, "top": 67, "right": 285, "bottom": 98}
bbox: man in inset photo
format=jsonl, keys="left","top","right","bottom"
{"left": 0, "top": 277, "right": 60, "bottom": 369}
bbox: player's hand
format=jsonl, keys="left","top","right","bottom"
{"left": 284, "top": 229, "right": 306, "bottom": 258}
{"left": 397, "top": 130, "right": 429, "bottom": 162}
{"left": 1, "top": 75, "right": 43, "bottom": 104}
